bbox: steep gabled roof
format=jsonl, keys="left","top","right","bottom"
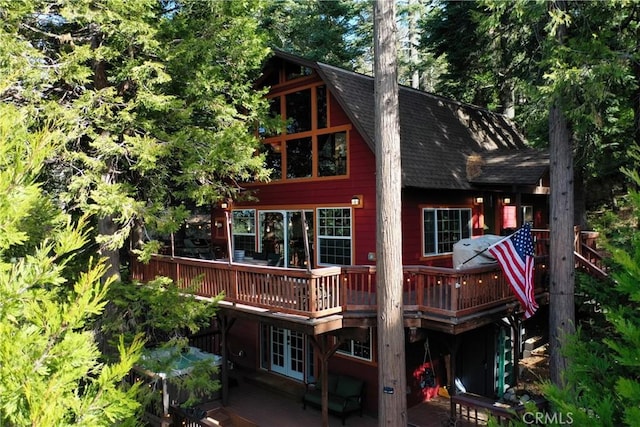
{"left": 270, "top": 50, "right": 548, "bottom": 190}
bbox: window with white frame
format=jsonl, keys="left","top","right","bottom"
{"left": 317, "top": 207, "right": 352, "bottom": 265}
{"left": 337, "top": 328, "right": 372, "bottom": 361}
{"left": 232, "top": 209, "right": 256, "bottom": 256}
{"left": 423, "top": 208, "right": 472, "bottom": 255}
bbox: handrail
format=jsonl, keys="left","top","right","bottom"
{"left": 130, "top": 226, "right": 612, "bottom": 323}
{"left": 452, "top": 392, "right": 547, "bottom": 425}
{"left": 574, "top": 251, "right": 608, "bottom": 280}
{"left": 131, "top": 252, "right": 551, "bottom": 321}
{"left": 131, "top": 255, "right": 343, "bottom": 318}
{"left": 341, "top": 261, "right": 548, "bottom": 317}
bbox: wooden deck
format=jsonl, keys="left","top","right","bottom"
{"left": 129, "top": 256, "right": 549, "bottom": 331}
{"left": 129, "top": 228, "right": 606, "bottom": 333}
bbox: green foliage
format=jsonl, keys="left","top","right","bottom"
{"left": 532, "top": 160, "right": 640, "bottom": 426}
{"left": 421, "top": 1, "right": 639, "bottom": 210}
{"left": 261, "top": 0, "right": 368, "bottom": 70}
{"left": 98, "top": 278, "right": 222, "bottom": 418}
{"left": 1, "top": 0, "right": 272, "bottom": 276}
{"left": 101, "top": 277, "right": 220, "bottom": 350}
{"left": 0, "top": 104, "right": 142, "bottom": 426}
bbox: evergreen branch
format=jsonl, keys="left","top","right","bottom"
{"left": 20, "top": 23, "right": 72, "bottom": 44}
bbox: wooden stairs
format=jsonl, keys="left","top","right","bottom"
{"left": 574, "top": 234, "right": 609, "bottom": 280}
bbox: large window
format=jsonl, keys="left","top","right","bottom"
{"left": 285, "top": 89, "right": 312, "bottom": 134}
{"left": 423, "top": 208, "right": 471, "bottom": 255}
{"left": 337, "top": 328, "right": 372, "bottom": 361}
{"left": 262, "top": 85, "right": 349, "bottom": 181}
{"left": 317, "top": 208, "right": 351, "bottom": 266}
{"left": 318, "top": 132, "right": 347, "bottom": 177}
{"left": 232, "top": 210, "right": 256, "bottom": 256}
{"left": 286, "top": 137, "right": 312, "bottom": 178}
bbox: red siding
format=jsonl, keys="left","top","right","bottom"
{"left": 401, "top": 190, "right": 477, "bottom": 267}
{"left": 329, "top": 355, "right": 379, "bottom": 414}
{"left": 228, "top": 319, "right": 260, "bottom": 371}
{"left": 236, "top": 90, "right": 378, "bottom": 267}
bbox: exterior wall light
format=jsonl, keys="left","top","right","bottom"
{"left": 220, "top": 198, "right": 232, "bottom": 210}
{"left": 351, "top": 195, "right": 363, "bottom": 208}
{"left": 474, "top": 197, "right": 484, "bottom": 204}
{"left": 503, "top": 197, "right": 511, "bottom": 205}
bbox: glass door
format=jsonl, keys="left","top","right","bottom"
{"left": 286, "top": 211, "right": 313, "bottom": 269}
{"left": 259, "top": 211, "right": 285, "bottom": 266}
{"left": 270, "top": 327, "right": 304, "bottom": 381}
{"left": 259, "top": 210, "right": 313, "bottom": 268}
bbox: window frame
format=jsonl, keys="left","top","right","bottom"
{"left": 232, "top": 209, "right": 256, "bottom": 255}
{"left": 422, "top": 207, "right": 472, "bottom": 256}
{"left": 316, "top": 207, "right": 352, "bottom": 267}
{"left": 336, "top": 328, "right": 373, "bottom": 362}
{"left": 260, "top": 83, "right": 351, "bottom": 182}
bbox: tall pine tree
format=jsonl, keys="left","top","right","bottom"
{"left": 0, "top": 104, "right": 144, "bottom": 426}
{"left": 1, "top": 0, "right": 272, "bottom": 281}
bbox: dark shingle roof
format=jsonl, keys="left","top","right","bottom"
{"left": 467, "top": 150, "right": 549, "bottom": 185}
{"left": 271, "top": 51, "right": 548, "bottom": 190}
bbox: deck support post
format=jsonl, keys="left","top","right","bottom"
{"left": 447, "top": 335, "right": 461, "bottom": 422}
{"left": 507, "top": 314, "right": 521, "bottom": 386}
{"left": 309, "top": 334, "right": 343, "bottom": 427}
{"left": 219, "top": 314, "right": 236, "bottom": 406}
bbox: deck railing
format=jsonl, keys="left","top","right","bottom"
{"left": 129, "top": 228, "right": 608, "bottom": 322}
{"left": 533, "top": 227, "right": 609, "bottom": 279}
{"left": 131, "top": 254, "right": 549, "bottom": 321}
{"left": 341, "top": 261, "right": 548, "bottom": 318}
{"left": 131, "top": 256, "right": 343, "bottom": 319}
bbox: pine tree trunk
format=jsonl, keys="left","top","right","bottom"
{"left": 548, "top": 0, "right": 576, "bottom": 388}
{"left": 374, "top": 1, "right": 407, "bottom": 425}
{"left": 408, "top": 0, "right": 420, "bottom": 89}
{"left": 98, "top": 213, "right": 121, "bottom": 283}
{"left": 549, "top": 101, "right": 575, "bottom": 386}
{"left": 93, "top": 31, "right": 121, "bottom": 284}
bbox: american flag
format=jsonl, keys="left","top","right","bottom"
{"left": 488, "top": 223, "right": 538, "bottom": 319}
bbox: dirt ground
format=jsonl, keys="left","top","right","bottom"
{"left": 518, "top": 344, "right": 550, "bottom": 396}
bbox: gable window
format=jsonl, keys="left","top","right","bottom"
{"left": 317, "top": 208, "right": 351, "bottom": 266}
{"left": 337, "top": 328, "right": 372, "bottom": 361}
{"left": 423, "top": 208, "right": 471, "bottom": 255}
{"left": 286, "top": 137, "right": 313, "bottom": 178}
{"left": 286, "top": 89, "right": 312, "bottom": 134}
{"left": 285, "top": 63, "right": 313, "bottom": 81}
{"left": 262, "top": 142, "right": 282, "bottom": 180}
{"left": 232, "top": 210, "right": 256, "bottom": 256}
{"left": 318, "top": 132, "right": 347, "bottom": 177}
{"left": 262, "top": 84, "right": 348, "bottom": 181}
{"left": 317, "top": 85, "right": 327, "bottom": 129}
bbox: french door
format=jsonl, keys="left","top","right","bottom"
{"left": 270, "top": 327, "right": 305, "bottom": 381}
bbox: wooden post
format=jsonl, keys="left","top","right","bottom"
{"left": 374, "top": 1, "right": 407, "bottom": 425}
{"left": 508, "top": 314, "right": 521, "bottom": 386}
{"left": 309, "top": 335, "right": 343, "bottom": 427}
{"left": 225, "top": 210, "right": 233, "bottom": 265}
{"left": 447, "top": 336, "right": 461, "bottom": 422}
{"left": 161, "top": 377, "right": 170, "bottom": 427}
{"left": 301, "top": 210, "right": 312, "bottom": 272}
{"left": 219, "top": 315, "right": 235, "bottom": 406}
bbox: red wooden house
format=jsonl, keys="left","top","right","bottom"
{"left": 133, "top": 51, "right": 557, "bottom": 419}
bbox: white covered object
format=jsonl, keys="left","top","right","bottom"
{"left": 453, "top": 235, "right": 503, "bottom": 268}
